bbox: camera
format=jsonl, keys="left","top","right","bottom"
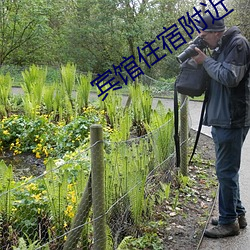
{"left": 176, "top": 36, "right": 208, "bottom": 64}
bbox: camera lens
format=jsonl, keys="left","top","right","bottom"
{"left": 176, "top": 36, "right": 207, "bottom": 64}
{"left": 176, "top": 45, "right": 198, "bottom": 63}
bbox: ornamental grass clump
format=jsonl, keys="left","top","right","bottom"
{"left": 0, "top": 73, "right": 12, "bottom": 117}
{"left": 76, "top": 72, "right": 92, "bottom": 111}
{"left": 21, "top": 65, "right": 47, "bottom": 118}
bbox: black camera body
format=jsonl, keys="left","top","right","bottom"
{"left": 177, "top": 36, "right": 208, "bottom": 64}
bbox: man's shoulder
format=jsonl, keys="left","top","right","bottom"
{"left": 223, "top": 27, "right": 250, "bottom": 51}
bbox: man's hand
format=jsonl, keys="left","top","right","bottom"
{"left": 192, "top": 47, "right": 207, "bottom": 64}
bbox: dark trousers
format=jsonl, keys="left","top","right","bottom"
{"left": 211, "top": 126, "right": 249, "bottom": 225}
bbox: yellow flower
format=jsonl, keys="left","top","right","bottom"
{"left": 65, "top": 205, "right": 74, "bottom": 218}
{"left": 42, "top": 147, "right": 49, "bottom": 157}
{"left": 26, "top": 183, "right": 37, "bottom": 191}
{"left": 3, "top": 130, "right": 9, "bottom": 135}
{"left": 32, "top": 193, "right": 42, "bottom": 201}
{"left": 12, "top": 207, "right": 17, "bottom": 212}
{"left": 36, "top": 152, "right": 41, "bottom": 159}
{"left": 71, "top": 195, "right": 76, "bottom": 204}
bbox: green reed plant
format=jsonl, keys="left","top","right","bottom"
{"left": 0, "top": 73, "right": 12, "bottom": 117}
{"left": 43, "top": 84, "right": 56, "bottom": 114}
{"left": 76, "top": 72, "right": 92, "bottom": 111}
{"left": 109, "top": 109, "right": 132, "bottom": 141}
{"left": 127, "top": 141, "right": 149, "bottom": 224}
{"left": 129, "top": 84, "right": 143, "bottom": 125}
{"left": 43, "top": 159, "right": 69, "bottom": 233}
{"left": 61, "top": 63, "right": 76, "bottom": 102}
{"left": 21, "top": 65, "right": 47, "bottom": 118}
{"left": 144, "top": 100, "right": 174, "bottom": 164}
{"left": 105, "top": 136, "right": 153, "bottom": 226}
{"left": 129, "top": 84, "right": 153, "bottom": 126}
{"left": 0, "top": 161, "right": 14, "bottom": 222}
{"left": 141, "top": 89, "right": 153, "bottom": 124}
{"left": 104, "top": 93, "right": 123, "bottom": 129}
{"left": 157, "top": 182, "right": 171, "bottom": 204}
{"left": 52, "top": 82, "right": 74, "bottom": 122}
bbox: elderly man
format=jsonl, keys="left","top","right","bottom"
{"left": 193, "top": 15, "right": 250, "bottom": 238}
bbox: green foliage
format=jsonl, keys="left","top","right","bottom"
{"left": 0, "top": 73, "right": 12, "bottom": 117}
{"left": 117, "top": 233, "right": 163, "bottom": 250}
{"left": 0, "top": 0, "right": 241, "bottom": 78}
{"left": 43, "top": 85, "right": 56, "bottom": 113}
{"left": 0, "top": 161, "right": 14, "bottom": 222}
{"left": 61, "top": 63, "right": 76, "bottom": 101}
{"left": 145, "top": 100, "right": 175, "bottom": 163}
{"left": 12, "top": 176, "right": 49, "bottom": 240}
{"left": 21, "top": 65, "right": 47, "bottom": 118}
{"left": 0, "top": 0, "right": 53, "bottom": 65}
{"left": 43, "top": 159, "right": 69, "bottom": 230}
{"left": 76, "top": 72, "right": 92, "bottom": 110}
{"left": 13, "top": 235, "right": 47, "bottom": 250}
{"left": 158, "top": 182, "right": 171, "bottom": 203}
{"left": 129, "top": 84, "right": 153, "bottom": 130}
{"left": 109, "top": 109, "right": 132, "bottom": 141}
{"left": 0, "top": 108, "right": 102, "bottom": 157}
{"left": 105, "top": 135, "right": 153, "bottom": 228}
{"left": 102, "top": 91, "right": 124, "bottom": 129}
{"left": 0, "top": 76, "right": 179, "bottom": 248}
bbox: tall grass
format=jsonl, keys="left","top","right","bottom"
{"left": 21, "top": 65, "right": 47, "bottom": 118}
{"left": 0, "top": 161, "right": 14, "bottom": 222}
{"left": 0, "top": 73, "right": 12, "bottom": 116}
{"left": 61, "top": 63, "right": 76, "bottom": 102}
{"left": 76, "top": 72, "right": 92, "bottom": 112}
{"left": 145, "top": 100, "right": 175, "bottom": 164}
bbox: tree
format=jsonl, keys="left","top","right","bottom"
{"left": 0, "top": 0, "right": 49, "bottom": 65}
{"left": 228, "top": 0, "right": 250, "bottom": 39}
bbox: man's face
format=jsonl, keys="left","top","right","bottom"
{"left": 199, "top": 30, "right": 221, "bottom": 49}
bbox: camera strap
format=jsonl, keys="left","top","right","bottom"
{"left": 189, "top": 91, "right": 208, "bottom": 164}
{"left": 174, "top": 82, "right": 181, "bottom": 168}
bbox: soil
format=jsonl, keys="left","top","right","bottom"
{"left": 0, "top": 152, "right": 45, "bottom": 180}
{"left": 158, "top": 130, "right": 217, "bottom": 250}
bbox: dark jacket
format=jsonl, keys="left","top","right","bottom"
{"left": 203, "top": 26, "right": 250, "bottom": 128}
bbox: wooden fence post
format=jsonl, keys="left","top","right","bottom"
{"left": 91, "top": 124, "right": 106, "bottom": 250}
{"left": 180, "top": 94, "right": 188, "bottom": 176}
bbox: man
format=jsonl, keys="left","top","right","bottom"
{"left": 192, "top": 14, "right": 250, "bottom": 238}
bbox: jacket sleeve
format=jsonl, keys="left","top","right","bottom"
{"left": 203, "top": 37, "right": 250, "bottom": 87}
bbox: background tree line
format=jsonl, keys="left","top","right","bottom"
{"left": 0, "top": 0, "right": 249, "bottom": 80}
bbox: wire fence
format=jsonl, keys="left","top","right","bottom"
{"left": 0, "top": 100, "right": 191, "bottom": 250}
{"left": 0, "top": 70, "right": 192, "bottom": 249}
